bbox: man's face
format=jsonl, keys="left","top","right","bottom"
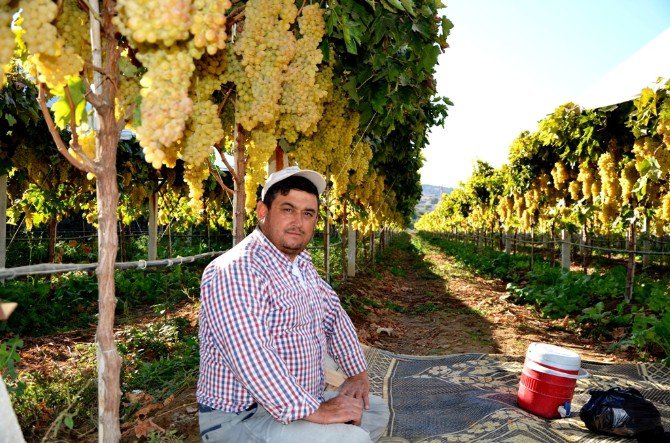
{"left": 257, "top": 189, "right": 319, "bottom": 260}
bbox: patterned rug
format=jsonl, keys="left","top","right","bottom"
{"left": 363, "top": 347, "right": 670, "bottom": 442}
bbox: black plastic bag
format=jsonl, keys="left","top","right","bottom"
{"left": 579, "top": 387, "right": 665, "bottom": 441}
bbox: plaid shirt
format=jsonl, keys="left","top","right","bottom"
{"left": 196, "top": 229, "right": 367, "bottom": 424}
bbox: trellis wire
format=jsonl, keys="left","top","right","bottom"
{"left": 0, "top": 251, "right": 224, "bottom": 280}
{"left": 438, "top": 231, "right": 670, "bottom": 257}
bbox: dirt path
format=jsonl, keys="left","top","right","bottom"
{"left": 344, "top": 234, "right": 633, "bottom": 363}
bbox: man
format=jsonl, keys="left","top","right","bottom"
{"left": 197, "top": 166, "right": 389, "bottom": 442}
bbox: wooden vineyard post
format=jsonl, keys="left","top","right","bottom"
{"left": 347, "top": 224, "right": 356, "bottom": 277}
{"left": 642, "top": 217, "right": 650, "bottom": 269}
{"left": 561, "top": 229, "right": 571, "bottom": 271}
{"left": 504, "top": 230, "right": 511, "bottom": 254}
{"left": 369, "top": 231, "right": 374, "bottom": 261}
{"left": 148, "top": 192, "right": 158, "bottom": 260}
{"left": 166, "top": 222, "right": 172, "bottom": 258}
{"left": 119, "top": 221, "right": 126, "bottom": 262}
{"left": 323, "top": 172, "right": 331, "bottom": 284}
{"left": 581, "top": 222, "right": 589, "bottom": 272}
{"left": 624, "top": 222, "right": 637, "bottom": 303}
{"left": 232, "top": 124, "right": 246, "bottom": 246}
{"left": 341, "top": 200, "right": 347, "bottom": 281}
{"left": 530, "top": 227, "right": 534, "bottom": 269}
{"left": 0, "top": 174, "right": 6, "bottom": 269}
{"left": 47, "top": 217, "right": 57, "bottom": 263}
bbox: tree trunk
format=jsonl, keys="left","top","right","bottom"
{"left": 94, "top": 2, "right": 122, "bottom": 440}
{"left": 96, "top": 158, "right": 121, "bottom": 443}
{"left": 48, "top": 217, "right": 57, "bottom": 263}
{"left": 232, "top": 124, "right": 246, "bottom": 246}
{"left": 624, "top": 222, "right": 636, "bottom": 303}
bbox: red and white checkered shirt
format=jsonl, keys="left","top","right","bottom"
{"left": 196, "top": 229, "right": 367, "bottom": 424}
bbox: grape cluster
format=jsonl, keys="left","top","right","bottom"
{"left": 112, "top": 0, "right": 235, "bottom": 212}
{"left": 245, "top": 129, "right": 278, "bottom": 212}
{"left": 180, "top": 98, "right": 223, "bottom": 165}
{"left": 183, "top": 161, "right": 210, "bottom": 212}
{"left": 194, "top": 51, "right": 228, "bottom": 96}
{"left": 496, "top": 196, "right": 514, "bottom": 222}
{"left": 292, "top": 84, "right": 360, "bottom": 199}
{"left": 115, "top": 73, "right": 141, "bottom": 124}
{"left": 619, "top": 160, "right": 638, "bottom": 204}
{"left": 136, "top": 45, "right": 195, "bottom": 169}
{"left": 180, "top": 94, "right": 225, "bottom": 211}
{"left": 661, "top": 192, "right": 670, "bottom": 222}
{"left": 597, "top": 152, "right": 621, "bottom": 225}
{"left": 191, "top": 0, "right": 232, "bottom": 56}
{"left": 0, "top": 0, "right": 15, "bottom": 89}
{"left": 657, "top": 100, "right": 670, "bottom": 147}
{"left": 233, "top": 0, "right": 297, "bottom": 130}
{"left": 115, "top": 0, "right": 192, "bottom": 46}
{"left": 20, "top": 0, "right": 84, "bottom": 88}
{"left": 550, "top": 161, "right": 569, "bottom": 190}
{"left": 20, "top": 0, "right": 61, "bottom": 56}
{"left": 633, "top": 137, "right": 670, "bottom": 175}
{"left": 55, "top": 0, "right": 90, "bottom": 57}
{"left": 68, "top": 130, "right": 96, "bottom": 162}
{"left": 277, "top": 4, "right": 327, "bottom": 141}
{"left": 577, "top": 161, "right": 594, "bottom": 201}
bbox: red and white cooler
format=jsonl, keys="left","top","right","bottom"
{"left": 517, "top": 342, "right": 589, "bottom": 419}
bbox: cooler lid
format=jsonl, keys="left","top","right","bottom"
{"left": 526, "top": 342, "right": 581, "bottom": 371}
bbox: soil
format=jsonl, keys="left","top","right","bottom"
{"left": 14, "top": 234, "right": 639, "bottom": 441}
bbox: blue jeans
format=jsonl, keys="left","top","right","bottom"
{"left": 199, "top": 391, "right": 389, "bottom": 442}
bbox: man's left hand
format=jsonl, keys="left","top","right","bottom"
{"left": 338, "top": 370, "right": 370, "bottom": 409}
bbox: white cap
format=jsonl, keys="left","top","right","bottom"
{"left": 260, "top": 166, "right": 327, "bottom": 200}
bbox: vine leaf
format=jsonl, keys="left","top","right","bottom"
{"left": 49, "top": 77, "right": 87, "bottom": 130}
{"left": 399, "top": 0, "right": 416, "bottom": 16}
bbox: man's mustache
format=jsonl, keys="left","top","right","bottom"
{"left": 286, "top": 228, "right": 305, "bottom": 235}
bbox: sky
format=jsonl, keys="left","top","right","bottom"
{"left": 420, "top": 0, "right": 670, "bottom": 188}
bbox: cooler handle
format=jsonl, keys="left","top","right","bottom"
{"left": 525, "top": 360, "right": 590, "bottom": 379}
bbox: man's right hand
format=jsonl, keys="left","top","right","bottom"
{"left": 303, "top": 394, "right": 364, "bottom": 425}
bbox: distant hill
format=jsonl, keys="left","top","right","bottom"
{"left": 414, "top": 184, "right": 452, "bottom": 220}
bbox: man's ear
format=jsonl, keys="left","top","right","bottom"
{"left": 256, "top": 201, "right": 268, "bottom": 221}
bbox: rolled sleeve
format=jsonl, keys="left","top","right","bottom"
{"left": 320, "top": 281, "right": 368, "bottom": 377}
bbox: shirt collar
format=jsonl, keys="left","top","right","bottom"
{"left": 252, "top": 228, "right": 312, "bottom": 267}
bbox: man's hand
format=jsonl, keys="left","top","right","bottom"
{"left": 303, "top": 394, "right": 364, "bottom": 425}
{"left": 338, "top": 370, "right": 370, "bottom": 410}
